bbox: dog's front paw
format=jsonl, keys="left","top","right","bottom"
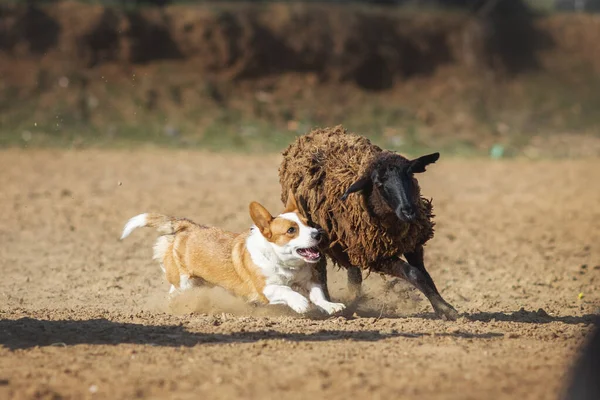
{"left": 288, "top": 295, "right": 311, "bottom": 314}
{"left": 319, "top": 301, "right": 346, "bottom": 315}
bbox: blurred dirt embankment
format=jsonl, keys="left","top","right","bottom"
{"left": 1, "top": 1, "right": 600, "bottom": 155}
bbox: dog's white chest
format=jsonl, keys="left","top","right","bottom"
{"left": 263, "top": 263, "right": 311, "bottom": 286}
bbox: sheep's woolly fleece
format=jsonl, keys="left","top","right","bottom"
{"left": 279, "top": 125, "right": 434, "bottom": 270}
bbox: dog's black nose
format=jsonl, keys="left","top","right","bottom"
{"left": 311, "top": 230, "right": 323, "bottom": 242}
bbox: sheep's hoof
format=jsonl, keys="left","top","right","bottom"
{"left": 435, "top": 302, "right": 459, "bottom": 321}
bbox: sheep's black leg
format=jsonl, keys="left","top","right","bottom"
{"left": 383, "top": 253, "right": 458, "bottom": 321}
{"left": 347, "top": 266, "right": 363, "bottom": 299}
{"left": 315, "top": 259, "right": 331, "bottom": 301}
{"left": 404, "top": 246, "right": 440, "bottom": 295}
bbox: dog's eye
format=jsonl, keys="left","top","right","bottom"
{"left": 287, "top": 227, "right": 296, "bottom": 234}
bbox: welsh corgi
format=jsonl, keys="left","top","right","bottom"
{"left": 120, "top": 192, "right": 346, "bottom": 315}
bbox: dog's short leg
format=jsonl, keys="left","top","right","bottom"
{"left": 169, "top": 285, "right": 177, "bottom": 294}
{"left": 308, "top": 283, "right": 346, "bottom": 315}
{"left": 178, "top": 275, "right": 205, "bottom": 291}
{"left": 179, "top": 275, "right": 194, "bottom": 291}
{"left": 263, "top": 284, "right": 310, "bottom": 314}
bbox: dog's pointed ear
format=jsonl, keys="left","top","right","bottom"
{"left": 249, "top": 202, "right": 273, "bottom": 239}
{"left": 409, "top": 152, "right": 440, "bottom": 174}
{"left": 340, "top": 176, "right": 372, "bottom": 201}
{"left": 283, "top": 190, "right": 299, "bottom": 213}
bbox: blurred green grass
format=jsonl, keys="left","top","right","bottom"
{"left": 3, "top": 66, "right": 600, "bottom": 158}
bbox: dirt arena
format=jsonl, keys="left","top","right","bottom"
{"left": 0, "top": 149, "right": 598, "bottom": 400}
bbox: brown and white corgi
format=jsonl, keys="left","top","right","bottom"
{"left": 120, "top": 193, "right": 345, "bottom": 315}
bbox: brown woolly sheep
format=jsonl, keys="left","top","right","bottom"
{"left": 279, "top": 125, "right": 458, "bottom": 320}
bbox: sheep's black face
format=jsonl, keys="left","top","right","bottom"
{"left": 340, "top": 152, "right": 440, "bottom": 223}
{"left": 373, "top": 165, "right": 419, "bottom": 222}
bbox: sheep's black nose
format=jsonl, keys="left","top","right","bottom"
{"left": 311, "top": 230, "right": 323, "bottom": 242}
{"left": 398, "top": 206, "right": 417, "bottom": 221}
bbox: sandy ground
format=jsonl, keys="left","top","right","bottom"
{"left": 0, "top": 149, "right": 599, "bottom": 400}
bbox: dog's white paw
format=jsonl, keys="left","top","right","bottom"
{"left": 320, "top": 302, "right": 346, "bottom": 315}
{"left": 288, "top": 294, "right": 311, "bottom": 314}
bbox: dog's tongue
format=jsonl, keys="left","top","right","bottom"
{"left": 298, "top": 247, "right": 320, "bottom": 260}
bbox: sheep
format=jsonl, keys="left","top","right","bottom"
{"left": 278, "top": 125, "right": 458, "bottom": 320}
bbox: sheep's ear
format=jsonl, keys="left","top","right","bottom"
{"left": 283, "top": 190, "right": 299, "bottom": 213}
{"left": 340, "top": 176, "right": 371, "bottom": 201}
{"left": 249, "top": 201, "right": 273, "bottom": 239}
{"left": 409, "top": 152, "right": 440, "bottom": 174}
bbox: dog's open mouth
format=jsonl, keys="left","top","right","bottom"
{"left": 296, "top": 247, "right": 320, "bottom": 262}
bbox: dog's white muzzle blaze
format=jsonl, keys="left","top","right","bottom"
{"left": 276, "top": 212, "right": 323, "bottom": 264}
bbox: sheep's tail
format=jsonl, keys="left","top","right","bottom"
{"left": 120, "top": 213, "right": 184, "bottom": 240}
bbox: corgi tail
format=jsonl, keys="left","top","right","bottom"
{"left": 120, "top": 213, "right": 183, "bottom": 240}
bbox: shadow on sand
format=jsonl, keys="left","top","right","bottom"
{"left": 1, "top": 316, "right": 502, "bottom": 350}
{"left": 465, "top": 308, "right": 597, "bottom": 325}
